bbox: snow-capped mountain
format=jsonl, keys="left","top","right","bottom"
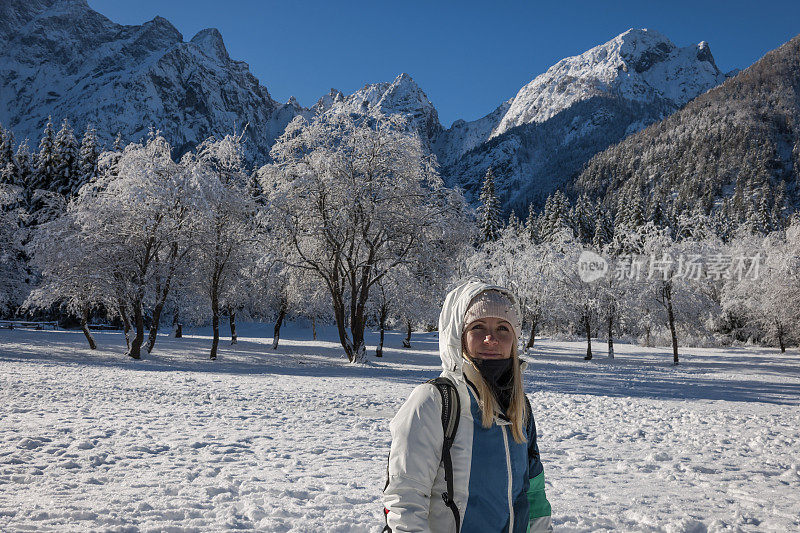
{"left": 315, "top": 73, "right": 444, "bottom": 146}
{"left": 0, "top": 0, "right": 732, "bottom": 212}
{"left": 492, "top": 29, "right": 727, "bottom": 138}
{"left": 438, "top": 28, "right": 732, "bottom": 212}
{"left": 0, "top": 0, "right": 301, "bottom": 160}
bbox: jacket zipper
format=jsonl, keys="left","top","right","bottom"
{"left": 501, "top": 425, "right": 514, "bottom": 532}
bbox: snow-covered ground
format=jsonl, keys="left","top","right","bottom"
{"left": 1, "top": 324, "right": 798, "bottom": 532}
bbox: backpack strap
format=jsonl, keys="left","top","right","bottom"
{"left": 382, "top": 377, "right": 462, "bottom": 533}
{"left": 428, "top": 377, "right": 461, "bottom": 532}
{"left": 523, "top": 393, "right": 538, "bottom": 462}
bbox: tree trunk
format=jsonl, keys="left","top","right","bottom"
{"left": 172, "top": 312, "right": 182, "bottom": 338}
{"left": 80, "top": 304, "right": 96, "bottom": 350}
{"left": 333, "top": 304, "right": 355, "bottom": 360}
{"left": 118, "top": 299, "right": 131, "bottom": 349}
{"left": 525, "top": 318, "right": 537, "bottom": 350}
{"left": 311, "top": 316, "right": 317, "bottom": 340}
{"left": 329, "top": 286, "right": 356, "bottom": 361}
{"left": 376, "top": 303, "right": 387, "bottom": 358}
{"left": 147, "top": 242, "right": 181, "bottom": 353}
{"left": 777, "top": 322, "right": 786, "bottom": 353}
{"left": 350, "top": 313, "right": 367, "bottom": 363}
{"left": 607, "top": 310, "right": 614, "bottom": 360}
{"left": 272, "top": 299, "right": 287, "bottom": 350}
{"left": 146, "top": 300, "right": 166, "bottom": 354}
{"left": 665, "top": 283, "right": 679, "bottom": 365}
{"left": 229, "top": 308, "right": 237, "bottom": 345}
{"left": 210, "top": 286, "right": 220, "bottom": 360}
{"left": 127, "top": 298, "right": 144, "bottom": 359}
{"left": 402, "top": 318, "right": 412, "bottom": 348}
{"left": 583, "top": 314, "right": 592, "bottom": 360}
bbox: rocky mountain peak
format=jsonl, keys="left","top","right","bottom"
{"left": 140, "top": 15, "right": 183, "bottom": 46}
{"left": 190, "top": 28, "right": 229, "bottom": 63}
{"left": 490, "top": 28, "right": 726, "bottom": 139}
{"left": 313, "top": 89, "right": 344, "bottom": 114}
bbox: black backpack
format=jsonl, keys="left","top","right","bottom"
{"left": 382, "top": 376, "right": 533, "bottom": 533}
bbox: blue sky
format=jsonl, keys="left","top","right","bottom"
{"left": 87, "top": 0, "right": 800, "bottom": 127}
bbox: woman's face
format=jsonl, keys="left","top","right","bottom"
{"left": 463, "top": 317, "right": 515, "bottom": 360}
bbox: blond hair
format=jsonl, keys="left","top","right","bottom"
{"left": 462, "top": 342, "right": 528, "bottom": 444}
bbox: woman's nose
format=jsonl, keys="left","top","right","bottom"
{"left": 484, "top": 334, "right": 498, "bottom": 345}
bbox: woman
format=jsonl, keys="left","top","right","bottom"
{"left": 383, "top": 280, "right": 552, "bottom": 532}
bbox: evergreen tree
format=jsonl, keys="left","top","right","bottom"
{"left": 15, "top": 141, "right": 35, "bottom": 215}
{"left": 53, "top": 119, "right": 79, "bottom": 196}
{"left": 570, "top": 193, "right": 594, "bottom": 244}
{"left": 540, "top": 190, "right": 571, "bottom": 242}
{"left": 771, "top": 180, "right": 787, "bottom": 230}
{"left": 626, "top": 188, "right": 646, "bottom": 228}
{"left": 507, "top": 210, "right": 522, "bottom": 234}
{"left": 648, "top": 186, "right": 669, "bottom": 228}
{"left": 592, "top": 209, "right": 613, "bottom": 251}
{"left": 525, "top": 203, "right": 538, "bottom": 243}
{"left": 34, "top": 117, "right": 57, "bottom": 192}
{"left": 478, "top": 167, "right": 501, "bottom": 243}
{"left": 0, "top": 125, "right": 16, "bottom": 186}
{"left": 77, "top": 124, "right": 101, "bottom": 192}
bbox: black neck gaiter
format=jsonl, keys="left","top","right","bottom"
{"left": 473, "top": 358, "right": 514, "bottom": 412}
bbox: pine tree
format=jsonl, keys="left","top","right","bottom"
{"left": 15, "top": 141, "right": 35, "bottom": 215}
{"left": 53, "top": 118, "right": 79, "bottom": 196}
{"left": 592, "top": 210, "right": 613, "bottom": 251}
{"left": 570, "top": 193, "right": 594, "bottom": 244}
{"left": 507, "top": 210, "right": 522, "bottom": 234}
{"left": 771, "top": 180, "right": 787, "bottom": 230}
{"left": 478, "top": 167, "right": 501, "bottom": 243}
{"left": 525, "top": 203, "right": 538, "bottom": 243}
{"left": 34, "top": 117, "right": 57, "bottom": 192}
{"left": 77, "top": 124, "right": 101, "bottom": 192}
{"left": 541, "top": 190, "right": 571, "bottom": 242}
{"left": 0, "top": 125, "right": 16, "bottom": 186}
{"left": 626, "top": 188, "right": 646, "bottom": 228}
{"left": 647, "top": 186, "right": 670, "bottom": 228}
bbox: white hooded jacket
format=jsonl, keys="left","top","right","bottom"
{"left": 383, "top": 280, "right": 553, "bottom": 533}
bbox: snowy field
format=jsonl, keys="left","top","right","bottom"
{"left": 1, "top": 325, "right": 799, "bottom": 532}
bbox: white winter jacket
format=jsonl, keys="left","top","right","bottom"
{"left": 383, "top": 280, "right": 553, "bottom": 533}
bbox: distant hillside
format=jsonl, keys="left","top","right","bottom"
{"left": 575, "top": 34, "right": 800, "bottom": 226}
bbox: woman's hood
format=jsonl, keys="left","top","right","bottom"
{"left": 437, "top": 280, "right": 521, "bottom": 378}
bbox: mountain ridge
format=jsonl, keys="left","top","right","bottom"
{"left": 0, "top": 1, "right": 737, "bottom": 212}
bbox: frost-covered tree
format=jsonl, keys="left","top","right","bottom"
{"left": 259, "top": 113, "right": 470, "bottom": 362}
{"left": 478, "top": 167, "right": 502, "bottom": 243}
{"left": 554, "top": 240, "right": 602, "bottom": 360}
{"left": 0, "top": 126, "right": 16, "bottom": 187}
{"left": 77, "top": 124, "right": 101, "bottom": 192}
{"left": 723, "top": 224, "right": 800, "bottom": 351}
{"left": 540, "top": 190, "right": 571, "bottom": 243}
{"left": 525, "top": 203, "right": 539, "bottom": 243}
{"left": 632, "top": 224, "right": 722, "bottom": 364}
{"left": 25, "top": 209, "right": 109, "bottom": 349}
{"left": 33, "top": 117, "right": 57, "bottom": 194}
{"left": 53, "top": 119, "right": 79, "bottom": 197}
{"left": 0, "top": 185, "right": 27, "bottom": 316}
{"left": 570, "top": 193, "right": 595, "bottom": 244}
{"left": 73, "top": 134, "right": 187, "bottom": 359}
{"left": 184, "top": 132, "right": 256, "bottom": 360}
{"left": 14, "top": 141, "right": 35, "bottom": 216}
